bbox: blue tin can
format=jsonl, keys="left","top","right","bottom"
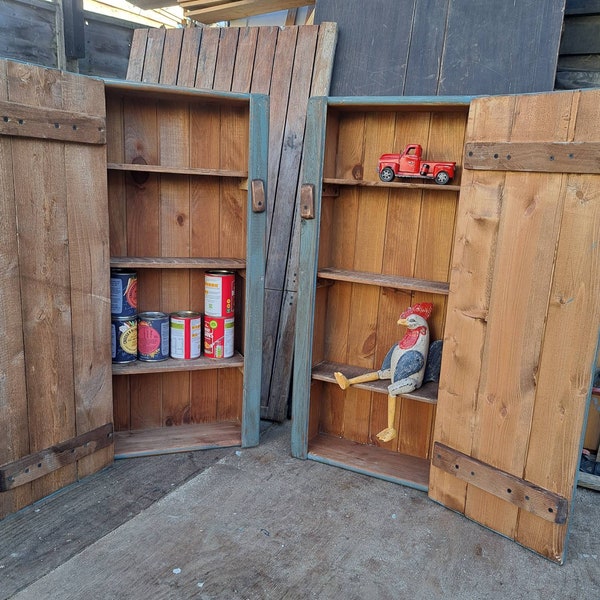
{"left": 111, "top": 316, "right": 137, "bottom": 363}
{"left": 137, "top": 312, "right": 170, "bottom": 361}
{"left": 110, "top": 269, "right": 137, "bottom": 317}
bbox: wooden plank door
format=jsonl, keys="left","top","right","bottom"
{"left": 0, "top": 59, "right": 113, "bottom": 519}
{"left": 429, "top": 88, "right": 600, "bottom": 563}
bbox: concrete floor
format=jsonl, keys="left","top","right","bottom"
{"left": 2, "top": 421, "right": 599, "bottom": 600}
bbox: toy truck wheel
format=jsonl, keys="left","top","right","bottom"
{"left": 434, "top": 171, "right": 450, "bottom": 185}
{"left": 379, "top": 167, "right": 395, "bottom": 182}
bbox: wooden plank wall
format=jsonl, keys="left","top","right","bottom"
{"left": 125, "top": 24, "right": 337, "bottom": 420}
{"left": 0, "top": 59, "right": 113, "bottom": 519}
{"left": 314, "top": 0, "right": 565, "bottom": 96}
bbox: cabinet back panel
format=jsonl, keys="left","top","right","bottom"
{"left": 107, "top": 90, "right": 249, "bottom": 432}
{"left": 308, "top": 104, "right": 468, "bottom": 458}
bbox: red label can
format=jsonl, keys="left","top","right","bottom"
{"left": 205, "top": 270, "right": 235, "bottom": 317}
{"left": 137, "top": 312, "right": 169, "bottom": 361}
{"left": 170, "top": 311, "right": 202, "bottom": 359}
{"left": 204, "top": 316, "right": 234, "bottom": 359}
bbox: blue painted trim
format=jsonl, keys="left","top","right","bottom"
{"left": 290, "top": 96, "right": 329, "bottom": 459}
{"left": 242, "top": 93, "right": 269, "bottom": 448}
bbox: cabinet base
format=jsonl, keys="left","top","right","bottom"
{"left": 114, "top": 422, "right": 242, "bottom": 458}
{"left": 307, "top": 433, "right": 429, "bottom": 491}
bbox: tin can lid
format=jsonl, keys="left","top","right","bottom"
{"left": 138, "top": 311, "right": 169, "bottom": 319}
{"left": 110, "top": 269, "right": 137, "bottom": 275}
{"left": 206, "top": 270, "right": 235, "bottom": 276}
{"left": 170, "top": 311, "right": 202, "bottom": 318}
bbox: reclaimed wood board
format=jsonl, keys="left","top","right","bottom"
{"left": 125, "top": 23, "right": 337, "bottom": 421}
{"left": 429, "top": 88, "right": 600, "bottom": 564}
{"left": 314, "top": 0, "right": 565, "bottom": 96}
{"left": 0, "top": 59, "right": 113, "bottom": 519}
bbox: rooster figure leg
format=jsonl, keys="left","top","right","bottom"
{"left": 334, "top": 370, "right": 380, "bottom": 390}
{"left": 376, "top": 394, "right": 398, "bottom": 442}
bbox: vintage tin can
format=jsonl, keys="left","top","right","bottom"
{"left": 204, "top": 315, "right": 234, "bottom": 359}
{"left": 205, "top": 270, "right": 235, "bottom": 317}
{"left": 137, "top": 312, "right": 170, "bottom": 361}
{"left": 111, "top": 316, "right": 137, "bottom": 363}
{"left": 170, "top": 311, "right": 202, "bottom": 359}
{"left": 110, "top": 269, "right": 137, "bottom": 317}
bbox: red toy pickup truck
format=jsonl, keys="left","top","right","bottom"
{"left": 378, "top": 144, "right": 455, "bottom": 185}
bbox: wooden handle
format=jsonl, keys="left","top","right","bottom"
{"left": 251, "top": 179, "right": 265, "bottom": 213}
{"left": 301, "top": 184, "right": 315, "bottom": 219}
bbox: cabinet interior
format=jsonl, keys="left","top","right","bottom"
{"left": 105, "top": 83, "right": 254, "bottom": 457}
{"left": 306, "top": 101, "right": 470, "bottom": 489}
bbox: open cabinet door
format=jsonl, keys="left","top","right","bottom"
{"left": 429, "top": 89, "right": 600, "bottom": 563}
{"left": 0, "top": 59, "right": 113, "bottom": 519}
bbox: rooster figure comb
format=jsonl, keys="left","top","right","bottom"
{"left": 400, "top": 302, "right": 433, "bottom": 321}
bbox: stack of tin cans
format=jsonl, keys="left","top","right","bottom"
{"left": 111, "top": 269, "right": 170, "bottom": 364}
{"left": 110, "top": 269, "right": 138, "bottom": 364}
{"left": 204, "top": 270, "right": 235, "bottom": 359}
{"left": 111, "top": 268, "right": 235, "bottom": 363}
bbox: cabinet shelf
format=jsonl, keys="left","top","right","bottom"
{"left": 112, "top": 352, "right": 244, "bottom": 375}
{"left": 323, "top": 177, "right": 461, "bottom": 192}
{"left": 308, "top": 433, "right": 429, "bottom": 491}
{"left": 107, "top": 162, "right": 248, "bottom": 179}
{"left": 312, "top": 361, "right": 438, "bottom": 404}
{"left": 114, "top": 422, "right": 242, "bottom": 458}
{"left": 317, "top": 267, "right": 449, "bottom": 295}
{"left": 110, "top": 257, "right": 246, "bottom": 270}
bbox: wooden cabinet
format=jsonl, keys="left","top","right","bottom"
{"left": 104, "top": 81, "right": 269, "bottom": 457}
{"left": 291, "top": 96, "right": 471, "bottom": 489}
{"left": 292, "top": 90, "right": 600, "bottom": 564}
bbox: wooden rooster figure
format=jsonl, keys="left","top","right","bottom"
{"left": 334, "top": 302, "right": 433, "bottom": 442}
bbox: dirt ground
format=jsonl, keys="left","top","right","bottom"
{"left": 1, "top": 421, "right": 599, "bottom": 600}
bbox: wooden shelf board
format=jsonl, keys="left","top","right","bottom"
{"left": 108, "top": 162, "right": 247, "bottom": 178}
{"left": 110, "top": 257, "right": 246, "bottom": 270}
{"left": 323, "top": 177, "right": 461, "bottom": 192}
{"left": 114, "top": 422, "right": 242, "bottom": 458}
{"left": 308, "top": 433, "right": 430, "bottom": 491}
{"left": 317, "top": 267, "right": 449, "bottom": 295}
{"left": 312, "top": 361, "right": 438, "bottom": 404}
{"left": 112, "top": 353, "right": 244, "bottom": 375}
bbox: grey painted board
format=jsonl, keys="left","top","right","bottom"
{"left": 0, "top": 0, "right": 57, "bottom": 68}
{"left": 79, "top": 14, "right": 142, "bottom": 79}
{"left": 315, "top": 0, "right": 565, "bottom": 96}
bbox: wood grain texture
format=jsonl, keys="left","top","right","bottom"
{"left": 0, "top": 59, "right": 112, "bottom": 518}
{"left": 105, "top": 78, "right": 267, "bottom": 451}
{"left": 315, "top": 0, "right": 564, "bottom": 96}
{"left": 292, "top": 97, "right": 469, "bottom": 467}
{"left": 126, "top": 23, "right": 337, "bottom": 422}
{"left": 430, "top": 88, "right": 600, "bottom": 564}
